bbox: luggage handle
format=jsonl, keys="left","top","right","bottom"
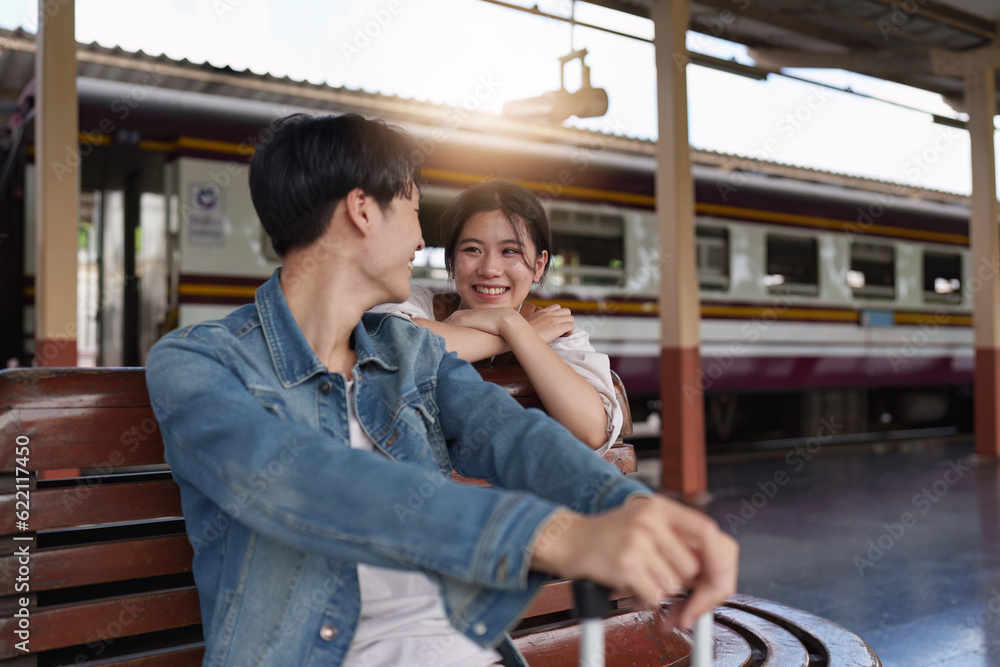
{"left": 572, "top": 581, "right": 713, "bottom": 666}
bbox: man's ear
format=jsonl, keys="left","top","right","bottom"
{"left": 343, "top": 188, "right": 373, "bottom": 235}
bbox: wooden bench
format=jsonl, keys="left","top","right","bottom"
{"left": 0, "top": 366, "right": 636, "bottom": 665}
{"left": 1, "top": 367, "right": 880, "bottom": 666}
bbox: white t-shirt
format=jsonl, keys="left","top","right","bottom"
{"left": 342, "top": 380, "right": 503, "bottom": 667}
{"left": 370, "top": 285, "right": 625, "bottom": 455}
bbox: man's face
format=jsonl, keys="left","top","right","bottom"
{"left": 374, "top": 186, "right": 424, "bottom": 304}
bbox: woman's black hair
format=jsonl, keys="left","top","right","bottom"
{"left": 439, "top": 180, "right": 552, "bottom": 284}
{"left": 249, "top": 113, "right": 421, "bottom": 257}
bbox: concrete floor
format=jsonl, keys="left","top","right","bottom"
{"left": 635, "top": 437, "right": 1000, "bottom": 667}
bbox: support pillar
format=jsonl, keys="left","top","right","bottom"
{"left": 34, "top": 0, "right": 78, "bottom": 367}
{"left": 651, "top": 0, "right": 706, "bottom": 497}
{"left": 967, "top": 68, "right": 1000, "bottom": 460}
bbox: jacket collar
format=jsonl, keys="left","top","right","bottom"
{"left": 256, "top": 269, "right": 396, "bottom": 388}
{"left": 355, "top": 314, "right": 398, "bottom": 372}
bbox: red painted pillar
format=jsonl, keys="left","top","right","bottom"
{"left": 34, "top": 0, "right": 79, "bottom": 368}
{"left": 966, "top": 68, "right": 1000, "bottom": 460}
{"left": 35, "top": 0, "right": 80, "bottom": 479}
{"left": 976, "top": 350, "right": 1000, "bottom": 458}
{"left": 652, "top": 0, "right": 707, "bottom": 498}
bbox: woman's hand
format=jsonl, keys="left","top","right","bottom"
{"left": 443, "top": 308, "right": 519, "bottom": 337}
{"left": 446, "top": 302, "right": 607, "bottom": 448}
{"left": 524, "top": 304, "right": 575, "bottom": 343}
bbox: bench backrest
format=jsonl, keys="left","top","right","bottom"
{"left": 0, "top": 366, "right": 635, "bottom": 664}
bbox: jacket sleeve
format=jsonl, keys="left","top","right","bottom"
{"left": 434, "top": 347, "right": 652, "bottom": 591}
{"left": 147, "top": 329, "right": 562, "bottom": 592}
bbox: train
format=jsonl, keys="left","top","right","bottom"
{"left": 0, "top": 37, "right": 975, "bottom": 446}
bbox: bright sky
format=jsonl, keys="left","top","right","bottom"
{"left": 0, "top": 0, "right": 986, "bottom": 195}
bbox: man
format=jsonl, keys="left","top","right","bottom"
{"left": 146, "top": 113, "right": 737, "bottom": 666}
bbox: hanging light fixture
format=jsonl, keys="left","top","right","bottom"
{"left": 502, "top": 2, "right": 607, "bottom": 123}
{"left": 502, "top": 48, "right": 609, "bottom": 123}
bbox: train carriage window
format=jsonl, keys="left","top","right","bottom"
{"left": 411, "top": 199, "right": 449, "bottom": 280}
{"left": 765, "top": 234, "right": 818, "bottom": 296}
{"left": 549, "top": 209, "right": 624, "bottom": 287}
{"left": 696, "top": 226, "right": 729, "bottom": 291}
{"left": 849, "top": 243, "right": 895, "bottom": 299}
{"left": 417, "top": 200, "right": 448, "bottom": 248}
{"left": 923, "top": 251, "right": 962, "bottom": 304}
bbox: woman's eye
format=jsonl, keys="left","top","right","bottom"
{"left": 461, "top": 247, "right": 481, "bottom": 254}
{"left": 502, "top": 248, "right": 521, "bottom": 255}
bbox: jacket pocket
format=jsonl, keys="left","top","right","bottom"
{"left": 248, "top": 385, "right": 289, "bottom": 420}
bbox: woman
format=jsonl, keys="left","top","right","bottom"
{"left": 372, "top": 180, "right": 624, "bottom": 453}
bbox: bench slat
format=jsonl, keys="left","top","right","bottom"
{"left": 0, "top": 481, "right": 182, "bottom": 534}
{"left": 0, "top": 588, "right": 202, "bottom": 659}
{"left": 0, "top": 535, "right": 192, "bottom": 596}
{"left": 83, "top": 646, "right": 205, "bottom": 667}
{"left": 726, "top": 594, "right": 881, "bottom": 665}
{"left": 711, "top": 623, "right": 755, "bottom": 667}
{"left": 603, "top": 443, "right": 636, "bottom": 474}
{"left": 518, "top": 579, "right": 632, "bottom": 620}
{"left": 715, "top": 607, "right": 810, "bottom": 667}
{"left": 0, "top": 368, "right": 152, "bottom": 409}
{"left": 0, "top": 407, "right": 164, "bottom": 472}
{"left": 514, "top": 608, "right": 694, "bottom": 667}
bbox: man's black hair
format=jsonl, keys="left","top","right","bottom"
{"left": 249, "top": 113, "right": 421, "bottom": 257}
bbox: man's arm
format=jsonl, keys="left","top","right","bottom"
{"left": 529, "top": 497, "right": 739, "bottom": 628}
{"left": 147, "top": 330, "right": 561, "bottom": 591}
{"left": 434, "top": 349, "right": 739, "bottom": 624}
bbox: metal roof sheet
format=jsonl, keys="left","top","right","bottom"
{"left": 588, "top": 0, "right": 1000, "bottom": 110}
{"left": 0, "top": 24, "right": 969, "bottom": 206}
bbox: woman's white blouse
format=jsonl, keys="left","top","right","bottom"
{"left": 370, "top": 285, "right": 625, "bottom": 455}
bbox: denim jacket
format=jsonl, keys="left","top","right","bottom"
{"left": 145, "top": 269, "right": 650, "bottom": 667}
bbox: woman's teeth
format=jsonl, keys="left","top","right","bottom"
{"left": 475, "top": 286, "right": 508, "bottom": 295}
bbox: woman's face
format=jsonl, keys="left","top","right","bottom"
{"left": 453, "top": 210, "right": 547, "bottom": 310}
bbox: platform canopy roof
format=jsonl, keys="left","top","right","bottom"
{"left": 590, "top": 0, "right": 1000, "bottom": 111}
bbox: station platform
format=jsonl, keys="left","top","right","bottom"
{"left": 635, "top": 437, "right": 1000, "bottom": 667}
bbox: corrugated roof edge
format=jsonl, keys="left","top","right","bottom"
{"left": 0, "top": 25, "right": 969, "bottom": 205}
